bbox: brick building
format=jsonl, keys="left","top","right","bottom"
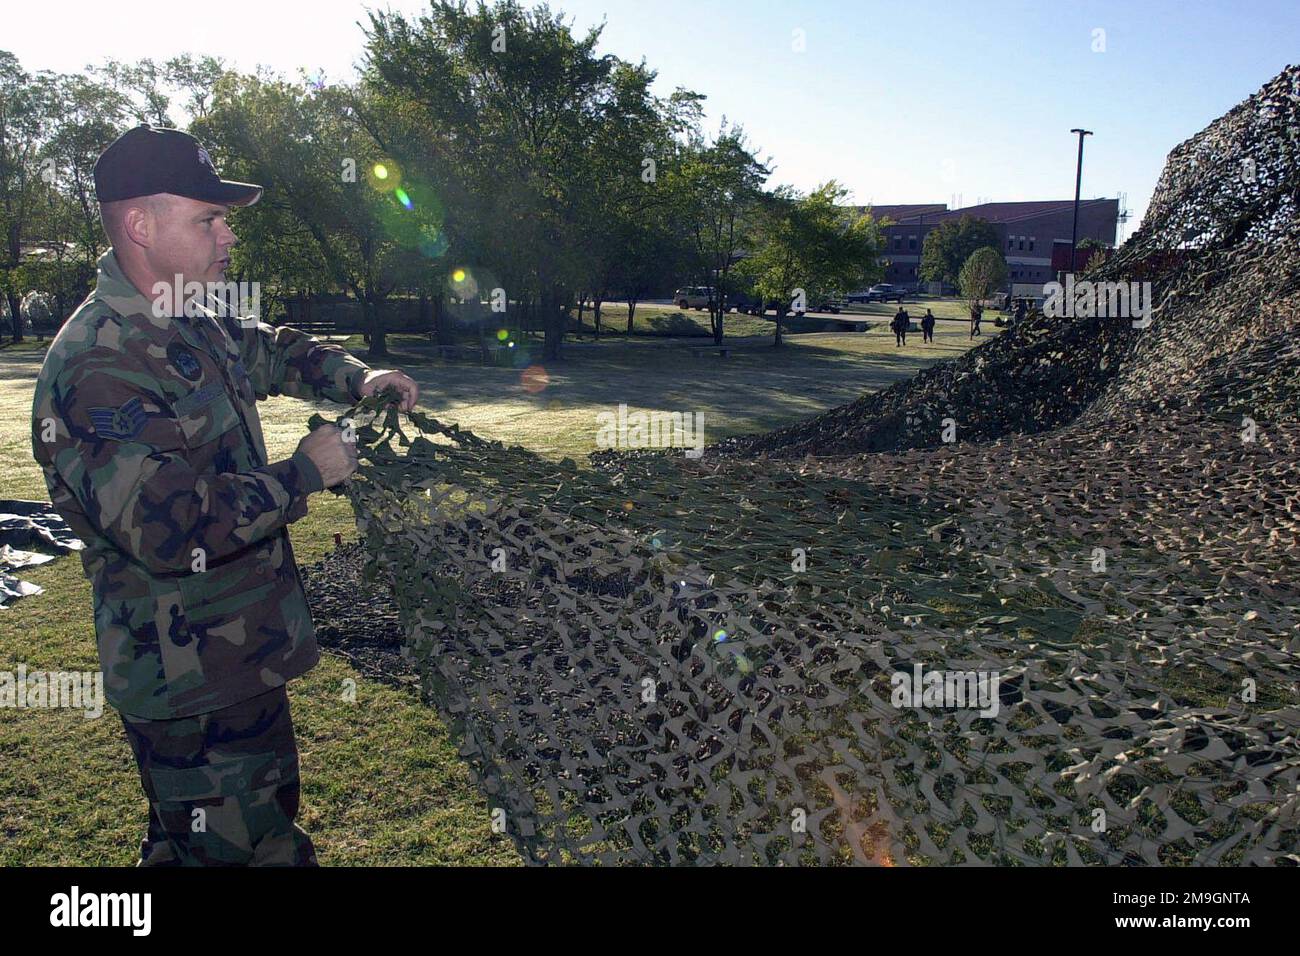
{"left": 853, "top": 199, "right": 1119, "bottom": 291}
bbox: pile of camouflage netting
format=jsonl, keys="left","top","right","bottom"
{"left": 317, "top": 66, "right": 1300, "bottom": 865}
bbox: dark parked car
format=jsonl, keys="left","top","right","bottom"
{"left": 733, "top": 294, "right": 843, "bottom": 315}
{"left": 728, "top": 292, "right": 765, "bottom": 315}
{"left": 847, "top": 284, "right": 906, "bottom": 303}
{"left": 795, "top": 296, "right": 843, "bottom": 314}
{"left": 866, "top": 284, "right": 907, "bottom": 303}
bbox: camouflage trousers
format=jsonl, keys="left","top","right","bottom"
{"left": 119, "top": 685, "right": 318, "bottom": 866}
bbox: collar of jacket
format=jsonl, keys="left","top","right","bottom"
{"left": 94, "top": 248, "right": 227, "bottom": 355}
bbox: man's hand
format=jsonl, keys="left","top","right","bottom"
{"left": 297, "top": 424, "right": 358, "bottom": 488}
{"left": 357, "top": 369, "right": 419, "bottom": 412}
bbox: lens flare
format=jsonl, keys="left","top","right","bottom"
{"left": 418, "top": 226, "right": 449, "bottom": 260}
{"left": 496, "top": 329, "right": 509, "bottom": 341}
{"left": 520, "top": 365, "right": 549, "bottom": 393}
{"left": 450, "top": 266, "right": 478, "bottom": 298}
{"left": 367, "top": 160, "right": 400, "bottom": 192}
{"left": 713, "top": 629, "right": 728, "bottom": 642}
{"left": 395, "top": 188, "right": 413, "bottom": 209}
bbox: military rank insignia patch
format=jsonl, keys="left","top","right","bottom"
{"left": 89, "top": 397, "right": 148, "bottom": 441}
{"left": 167, "top": 341, "right": 203, "bottom": 381}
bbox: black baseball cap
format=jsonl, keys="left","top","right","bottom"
{"left": 94, "top": 124, "right": 262, "bottom": 207}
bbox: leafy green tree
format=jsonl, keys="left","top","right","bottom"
{"left": 958, "top": 245, "right": 1008, "bottom": 306}
{"left": 198, "top": 73, "right": 438, "bottom": 357}
{"left": 89, "top": 58, "right": 175, "bottom": 126}
{"left": 669, "top": 123, "right": 769, "bottom": 343}
{"left": 746, "top": 181, "right": 883, "bottom": 346}
{"left": 570, "top": 60, "right": 682, "bottom": 338}
{"left": 164, "top": 54, "right": 229, "bottom": 120}
{"left": 0, "top": 51, "right": 57, "bottom": 340}
{"left": 40, "top": 72, "right": 133, "bottom": 315}
{"left": 919, "top": 214, "right": 1000, "bottom": 288}
{"left": 362, "top": 0, "right": 622, "bottom": 360}
{"left": 1076, "top": 237, "right": 1110, "bottom": 274}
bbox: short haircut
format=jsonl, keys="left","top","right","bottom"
{"left": 99, "top": 194, "right": 172, "bottom": 250}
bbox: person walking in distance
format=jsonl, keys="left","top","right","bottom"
{"left": 892, "top": 306, "right": 909, "bottom": 346}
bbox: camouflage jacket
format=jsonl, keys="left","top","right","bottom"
{"left": 31, "top": 249, "right": 370, "bottom": 719}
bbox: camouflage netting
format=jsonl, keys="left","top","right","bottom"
{"left": 315, "top": 66, "right": 1300, "bottom": 865}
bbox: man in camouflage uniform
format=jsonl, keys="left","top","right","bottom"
{"left": 30, "top": 125, "right": 419, "bottom": 865}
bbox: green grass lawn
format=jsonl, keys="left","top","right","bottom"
{"left": 0, "top": 319, "right": 993, "bottom": 865}
{"left": 565, "top": 294, "right": 985, "bottom": 340}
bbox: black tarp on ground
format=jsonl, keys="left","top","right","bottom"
{"left": 0, "top": 500, "right": 82, "bottom": 607}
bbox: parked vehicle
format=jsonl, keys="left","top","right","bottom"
{"left": 864, "top": 284, "right": 907, "bottom": 303}
{"left": 674, "top": 286, "right": 716, "bottom": 309}
{"left": 732, "top": 295, "right": 808, "bottom": 315}
{"left": 845, "top": 284, "right": 905, "bottom": 304}
{"left": 728, "top": 292, "right": 764, "bottom": 315}
{"left": 789, "top": 298, "right": 843, "bottom": 315}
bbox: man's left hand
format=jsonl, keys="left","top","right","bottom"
{"left": 357, "top": 369, "right": 420, "bottom": 412}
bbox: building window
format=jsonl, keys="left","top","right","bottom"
{"left": 1007, "top": 237, "right": 1014, "bottom": 251}
{"left": 894, "top": 236, "right": 901, "bottom": 250}
{"left": 908, "top": 235, "right": 917, "bottom": 250}
{"left": 1018, "top": 238, "right": 1025, "bottom": 250}
{"left": 1029, "top": 237, "right": 1035, "bottom": 251}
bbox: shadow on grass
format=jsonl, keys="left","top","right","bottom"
{"left": 391, "top": 333, "right": 969, "bottom": 445}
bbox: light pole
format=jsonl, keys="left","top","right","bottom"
{"left": 1068, "top": 129, "right": 1093, "bottom": 277}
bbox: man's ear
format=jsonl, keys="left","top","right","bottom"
{"left": 122, "top": 195, "right": 168, "bottom": 248}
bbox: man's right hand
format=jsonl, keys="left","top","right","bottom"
{"left": 296, "top": 424, "right": 358, "bottom": 488}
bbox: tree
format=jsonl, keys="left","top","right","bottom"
{"left": 958, "top": 245, "right": 1008, "bottom": 306}
{"left": 88, "top": 58, "right": 174, "bottom": 126}
{"left": 0, "top": 52, "right": 57, "bottom": 341}
{"left": 745, "top": 182, "right": 883, "bottom": 347}
{"left": 197, "top": 72, "right": 439, "bottom": 358}
{"left": 164, "top": 55, "right": 229, "bottom": 120}
{"left": 919, "top": 214, "right": 1000, "bottom": 288}
{"left": 362, "top": 0, "right": 625, "bottom": 361}
{"left": 670, "top": 123, "right": 769, "bottom": 344}
{"left": 611, "top": 216, "right": 685, "bottom": 333}
{"left": 570, "top": 60, "right": 683, "bottom": 339}
{"left": 1077, "top": 237, "right": 1110, "bottom": 274}
{"left": 40, "top": 72, "right": 133, "bottom": 317}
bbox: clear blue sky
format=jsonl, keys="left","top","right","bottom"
{"left": 14, "top": 0, "right": 1300, "bottom": 236}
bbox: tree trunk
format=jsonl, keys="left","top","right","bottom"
{"left": 593, "top": 295, "right": 602, "bottom": 339}
{"left": 364, "top": 294, "right": 388, "bottom": 358}
{"left": 542, "top": 290, "right": 564, "bottom": 361}
{"left": 7, "top": 292, "right": 23, "bottom": 343}
{"left": 627, "top": 299, "right": 636, "bottom": 334}
{"left": 432, "top": 291, "right": 449, "bottom": 347}
{"left": 774, "top": 308, "right": 785, "bottom": 348}
{"left": 577, "top": 295, "right": 586, "bottom": 335}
